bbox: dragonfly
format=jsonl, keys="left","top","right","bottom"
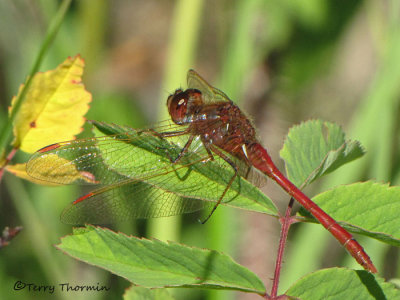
{"left": 27, "top": 69, "right": 377, "bottom": 273}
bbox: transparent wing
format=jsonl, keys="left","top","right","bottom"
{"left": 27, "top": 120, "right": 268, "bottom": 224}
{"left": 26, "top": 122, "right": 208, "bottom": 186}
{"left": 230, "top": 156, "right": 268, "bottom": 188}
{"left": 187, "top": 69, "right": 232, "bottom": 104}
{"left": 60, "top": 154, "right": 250, "bottom": 224}
{"left": 61, "top": 177, "right": 212, "bottom": 224}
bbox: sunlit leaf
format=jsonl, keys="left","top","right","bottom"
{"left": 286, "top": 268, "right": 400, "bottom": 299}
{"left": 305, "top": 181, "right": 400, "bottom": 246}
{"left": 24, "top": 151, "right": 98, "bottom": 185}
{"left": 57, "top": 226, "right": 266, "bottom": 294}
{"left": 280, "top": 120, "right": 365, "bottom": 187}
{"left": 10, "top": 55, "right": 91, "bottom": 153}
{"left": 6, "top": 163, "right": 59, "bottom": 186}
{"left": 91, "top": 121, "right": 278, "bottom": 218}
{"left": 26, "top": 121, "right": 277, "bottom": 223}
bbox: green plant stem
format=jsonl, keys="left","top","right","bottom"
{"left": 0, "top": 0, "right": 72, "bottom": 153}
{"left": 78, "top": 0, "right": 108, "bottom": 75}
{"left": 148, "top": 0, "right": 203, "bottom": 242}
{"left": 4, "top": 175, "right": 70, "bottom": 300}
{"left": 159, "top": 0, "right": 203, "bottom": 120}
{"left": 220, "top": 0, "right": 266, "bottom": 101}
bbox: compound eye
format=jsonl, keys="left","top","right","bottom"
{"left": 167, "top": 89, "right": 189, "bottom": 125}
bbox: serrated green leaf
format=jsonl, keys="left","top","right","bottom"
{"left": 124, "top": 286, "right": 175, "bottom": 300}
{"left": 286, "top": 268, "right": 400, "bottom": 299}
{"left": 90, "top": 121, "right": 278, "bottom": 217}
{"left": 280, "top": 120, "right": 365, "bottom": 187}
{"left": 27, "top": 119, "right": 278, "bottom": 224}
{"left": 56, "top": 226, "right": 266, "bottom": 294}
{"left": 304, "top": 181, "right": 400, "bottom": 246}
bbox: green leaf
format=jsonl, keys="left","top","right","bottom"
{"left": 56, "top": 226, "right": 266, "bottom": 294}
{"left": 305, "top": 181, "right": 400, "bottom": 246}
{"left": 90, "top": 121, "right": 278, "bottom": 217}
{"left": 27, "top": 119, "right": 278, "bottom": 224}
{"left": 286, "top": 268, "right": 400, "bottom": 299}
{"left": 280, "top": 120, "right": 365, "bottom": 187}
{"left": 124, "top": 286, "right": 175, "bottom": 300}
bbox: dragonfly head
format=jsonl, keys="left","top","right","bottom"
{"left": 167, "top": 88, "right": 202, "bottom": 125}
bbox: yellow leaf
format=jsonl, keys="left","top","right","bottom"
{"left": 8, "top": 153, "right": 98, "bottom": 186}
{"left": 6, "top": 163, "right": 60, "bottom": 186}
{"left": 10, "top": 55, "right": 91, "bottom": 153}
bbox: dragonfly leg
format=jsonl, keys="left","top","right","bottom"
{"left": 203, "top": 142, "right": 216, "bottom": 162}
{"left": 148, "top": 128, "right": 197, "bottom": 164}
{"left": 169, "top": 134, "right": 195, "bottom": 164}
{"left": 148, "top": 128, "right": 189, "bottom": 139}
{"left": 201, "top": 144, "right": 238, "bottom": 224}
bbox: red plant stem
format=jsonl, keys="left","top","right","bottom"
{"left": 247, "top": 142, "right": 377, "bottom": 273}
{"left": 0, "top": 147, "right": 18, "bottom": 182}
{"left": 270, "top": 197, "right": 296, "bottom": 298}
{"left": 265, "top": 199, "right": 297, "bottom": 299}
{"left": 0, "top": 226, "right": 23, "bottom": 248}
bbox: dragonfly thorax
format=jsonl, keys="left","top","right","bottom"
{"left": 188, "top": 101, "right": 258, "bottom": 161}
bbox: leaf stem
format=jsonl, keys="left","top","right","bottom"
{"left": 0, "top": 147, "right": 17, "bottom": 182}
{"left": 0, "top": 0, "right": 72, "bottom": 153}
{"left": 270, "top": 197, "right": 296, "bottom": 298}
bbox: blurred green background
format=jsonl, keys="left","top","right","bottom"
{"left": 1, "top": 0, "right": 399, "bottom": 299}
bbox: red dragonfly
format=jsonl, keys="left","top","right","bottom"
{"left": 27, "top": 70, "right": 376, "bottom": 273}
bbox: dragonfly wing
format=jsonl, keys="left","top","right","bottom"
{"left": 26, "top": 129, "right": 190, "bottom": 186}
{"left": 27, "top": 138, "right": 126, "bottom": 185}
{"left": 187, "top": 69, "right": 232, "bottom": 104}
{"left": 243, "top": 166, "right": 268, "bottom": 188}
{"left": 61, "top": 177, "right": 210, "bottom": 224}
{"left": 211, "top": 86, "right": 233, "bottom": 103}
{"left": 211, "top": 149, "right": 267, "bottom": 188}
{"left": 59, "top": 142, "right": 252, "bottom": 224}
